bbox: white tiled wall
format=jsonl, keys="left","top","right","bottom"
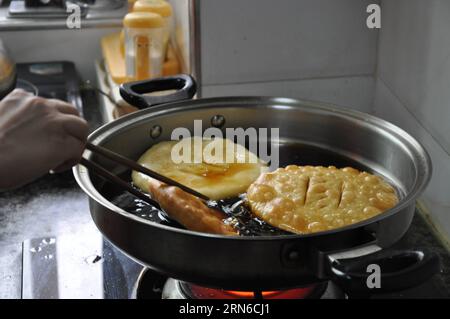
{"left": 202, "top": 75, "right": 375, "bottom": 113}
{"left": 197, "top": 0, "right": 379, "bottom": 112}
{"left": 200, "top": 0, "right": 379, "bottom": 85}
{"left": 374, "top": 0, "right": 450, "bottom": 239}
{"left": 376, "top": 0, "right": 450, "bottom": 154}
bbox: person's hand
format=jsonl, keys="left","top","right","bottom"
{"left": 0, "top": 89, "right": 88, "bottom": 190}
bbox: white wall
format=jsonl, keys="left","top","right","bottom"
{"left": 202, "top": 76, "right": 375, "bottom": 111}
{"left": 374, "top": 0, "right": 450, "bottom": 239}
{"left": 198, "top": 0, "right": 379, "bottom": 112}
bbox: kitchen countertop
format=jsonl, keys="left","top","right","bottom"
{"left": 0, "top": 89, "right": 449, "bottom": 298}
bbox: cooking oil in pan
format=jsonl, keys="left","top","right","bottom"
{"left": 108, "top": 190, "right": 291, "bottom": 236}
{"left": 104, "top": 142, "right": 379, "bottom": 236}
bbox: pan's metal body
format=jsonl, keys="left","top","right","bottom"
{"left": 74, "top": 96, "right": 432, "bottom": 291}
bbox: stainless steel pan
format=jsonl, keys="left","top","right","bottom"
{"left": 74, "top": 75, "right": 438, "bottom": 295}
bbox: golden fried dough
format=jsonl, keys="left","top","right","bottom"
{"left": 146, "top": 178, "right": 238, "bottom": 235}
{"left": 246, "top": 165, "right": 398, "bottom": 234}
{"left": 133, "top": 137, "right": 267, "bottom": 200}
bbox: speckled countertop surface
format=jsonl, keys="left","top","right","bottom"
{"left": 0, "top": 90, "right": 103, "bottom": 298}
{"left": 0, "top": 90, "right": 449, "bottom": 298}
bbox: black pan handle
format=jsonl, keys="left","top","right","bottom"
{"left": 327, "top": 249, "right": 441, "bottom": 297}
{"left": 119, "top": 74, "right": 197, "bottom": 109}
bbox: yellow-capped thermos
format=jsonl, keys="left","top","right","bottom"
{"left": 123, "top": 11, "right": 164, "bottom": 81}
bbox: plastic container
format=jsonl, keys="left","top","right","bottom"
{"left": 123, "top": 11, "right": 165, "bottom": 81}
{"left": 132, "top": 0, "right": 173, "bottom": 58}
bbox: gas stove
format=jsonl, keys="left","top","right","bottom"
{"left": 20, "top": 222, "right": 450, "bottom": 300}
{"left": 21, "top": 233, "right": 346, "bottom": 299}
{"left": 6, "top": 0, "right": 123, "bottom": 19}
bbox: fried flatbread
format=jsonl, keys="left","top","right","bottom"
{"left": 132, "top": 137, "right": 268, "bottom": 200}
{"left": 246, "top": 165, "right": 398, "bottom": 234}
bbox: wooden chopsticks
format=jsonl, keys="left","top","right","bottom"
{"left": 82, "top": 142, "right": 210, "bottom": 201}
{"left": 79, "top": 157, "right": 161, "bottom": 208}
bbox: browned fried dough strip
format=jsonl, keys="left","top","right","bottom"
{"left": 146, "top": 178, "right": 238, "bottom": 236}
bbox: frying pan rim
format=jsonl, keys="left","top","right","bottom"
{"left": 74, "top": 96, "right": 432, "bottom": 241}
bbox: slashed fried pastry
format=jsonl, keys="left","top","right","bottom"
{"left": 246, "top": 165, "right": 399, "bottom": 234}
{"left": 132, "top": 137, "right": 268, "bottom": 200}
{"left": 146, "top": 178, "right": 238, "bottom": 235}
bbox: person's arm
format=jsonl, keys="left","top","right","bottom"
{"left": 0, "top": 89, "right": 88, "bottom": 190}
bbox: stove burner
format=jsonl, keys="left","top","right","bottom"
{"left": 133, "top": 268, "right": 342, "bottom": 299}
{"left": 179, "top": 282, "right": 328, "bottom": 299}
